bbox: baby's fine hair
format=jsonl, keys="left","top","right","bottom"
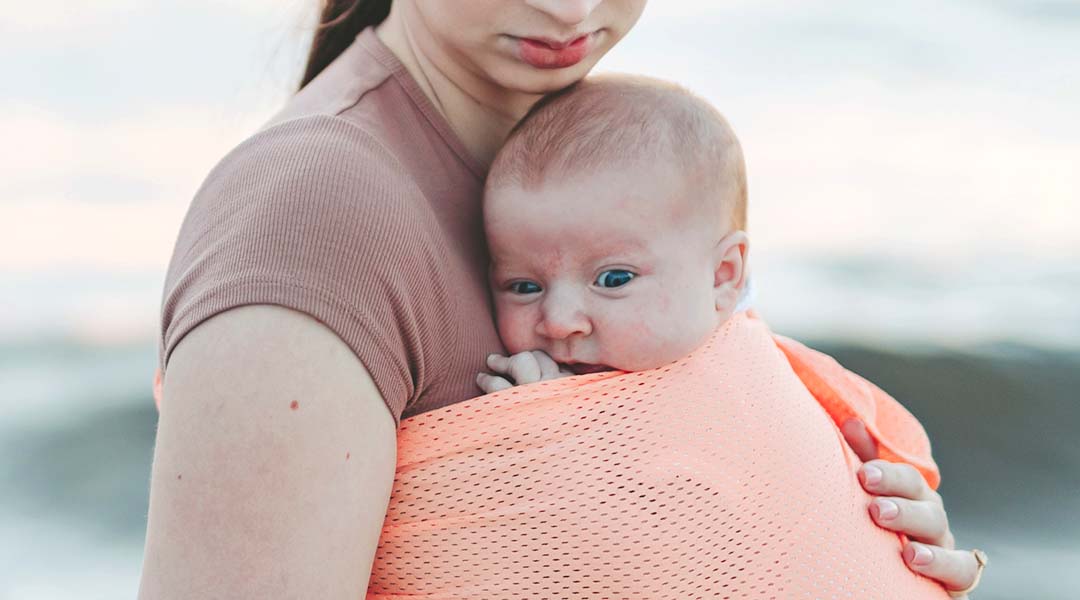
{"left": 487, "top": 73, "right": 747, "bottom": 231}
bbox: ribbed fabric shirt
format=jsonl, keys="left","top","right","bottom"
{"left": 158, "top": 28, "right": 505, "bottom": 426}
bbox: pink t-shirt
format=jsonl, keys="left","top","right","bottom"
{"left": 159, "top": 28, "right": 504, "bottom": 425}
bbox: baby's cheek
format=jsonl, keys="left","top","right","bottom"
{"left": 608, "top": 303, "right": 679, "bottom": 369}
{"left": 494, "top": 304, "right": 536, "bottom": 354}
{"left": 632, "top": 294, "right": 712, "bottom": 366}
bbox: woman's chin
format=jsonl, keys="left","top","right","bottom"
{"left": 497, "top": 64, "right": 594, "bottom": 95}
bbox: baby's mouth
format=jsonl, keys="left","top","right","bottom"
{"left": 562, "top": 362, "right": 614, "bottom": 375}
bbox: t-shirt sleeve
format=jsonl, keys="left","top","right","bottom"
{"left": 159, "top": 115, "right": 443, "bottom": 425}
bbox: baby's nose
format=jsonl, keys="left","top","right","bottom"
{"left": 537, "top": 295, "right": 592, "bottom": 340}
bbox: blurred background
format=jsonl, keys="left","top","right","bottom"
{"left": 2, "top": 1, "right": 1077, "bottom": 598}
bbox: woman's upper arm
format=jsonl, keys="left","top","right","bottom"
{"left": 138, "top": 304, "right": 398, "bottom": 599}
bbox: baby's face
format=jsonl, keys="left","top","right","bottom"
{"left": 486, "top": 162, "right": 740, "bottom": 374}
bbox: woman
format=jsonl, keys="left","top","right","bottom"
{"left": 138, "top": 1, "right": 984, "bottom": 597}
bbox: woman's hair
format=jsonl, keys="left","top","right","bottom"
{"left": 299, "top": 0, "right": 392, "bottom": 90}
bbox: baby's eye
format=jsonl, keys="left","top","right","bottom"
{"left": 508, "top": 280, "right": 542, "bottom": 295}
{"left": 595, "top": 270, "right": 635, "bottom": 289}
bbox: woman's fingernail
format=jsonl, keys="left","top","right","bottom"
{"left": 906, "top": 543, "right": 934, "bottom": 566}
{"left": 874, "top": 499, "right": 899, "bottom": 520}
{"left": 863, "top": 464, "right": 883, "bottom": 487}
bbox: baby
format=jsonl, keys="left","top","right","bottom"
{"left": 478, "top": 74, "right": 751, "bottom": 391}
{"left": 369, "top": 75, "right": 957, "bottom": 596}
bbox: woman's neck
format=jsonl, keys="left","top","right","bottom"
{"left": 375, "top": 10, "right": 540, "bottom": 169}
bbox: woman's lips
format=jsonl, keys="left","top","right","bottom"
{"left": 517, "top": 33, "right": 593, "bottom": 69}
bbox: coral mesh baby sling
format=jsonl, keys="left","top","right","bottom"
{"left": 152, "top": 312, "right": 948, "bottom": 598}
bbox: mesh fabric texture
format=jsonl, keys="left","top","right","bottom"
{"left": 366, "top": 313, "right": 947, "bottom": 599}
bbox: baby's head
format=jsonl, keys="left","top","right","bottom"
{"left": 484, "top": 74, "right": 748, "bottom": 374}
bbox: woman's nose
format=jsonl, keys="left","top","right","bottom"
{"left": 525, "top": 0, "right": 603, "bottom": 27}
{"left": 536, "top": 294, "right": 593, "bottom": 340}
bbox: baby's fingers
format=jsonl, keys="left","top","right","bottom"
{"left": 476, "top": 372, "right": 514, "bottom": 394}
{"left": 486, "top": 353, "right": 512, "bottom": 374}
{"left": 531, "top": 351, "right": 565, "bottom": 380}
{"left": 868, "top": 497, "right": 950, "bottom": 547}
{"left": 901, "top": 542, "right": 982, "bottom": 596}
{"left": 487, "top": 352, "right": 543, "bottom": 385}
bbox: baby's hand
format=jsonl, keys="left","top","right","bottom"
{"left": 476, "top": 350, "right": 571, "bottom": 393}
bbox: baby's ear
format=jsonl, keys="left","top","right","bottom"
{"left": 713, "top": 230, "right": 749, "bottom": 313}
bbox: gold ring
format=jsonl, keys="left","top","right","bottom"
{"left": 947, "top": 548, "right": 988, "bottom": 598}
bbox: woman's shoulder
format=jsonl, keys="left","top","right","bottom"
{"left": 204, "top": 114, "right": 419, "bottom": 207}
{"left": 161, "top": 113, "right": 448, "bottom": 417}
{"left": 179, "top": 113, "right": 441, "bottom": 251}
{"left": 170, "top": 112, "right": 437, "bottom": 291}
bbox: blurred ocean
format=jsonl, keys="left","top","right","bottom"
{"left": 2, "top": 0, "right": 1078, "bottom": 597}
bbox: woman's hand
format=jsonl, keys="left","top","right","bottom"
{"left": 476, "top": 350, "right": 571, "bottom": 393}
{"left": 842, "top": 419, "right": 984, "bottom": 598}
